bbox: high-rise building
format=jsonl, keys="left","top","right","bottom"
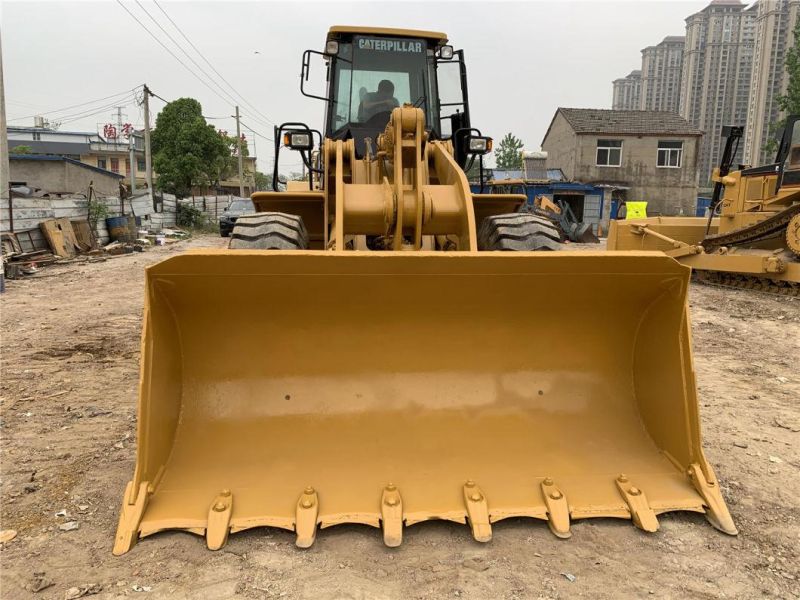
{"left": 679, "top": 0, "right": 758, "bottom": 185}
{"left": 612, "top": 70, "right": 642, "bottom": 110}
{"left": 640, "top": 36, "right": 685, "bottom": 112}
{"left": 743, "top": 0, "right": 800, "bottom": 166}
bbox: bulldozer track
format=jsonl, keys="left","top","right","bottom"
{"left": 702, "top": 203, "right": 800, "bottom": 253}
{"left": 694, "top": 270, "right": 799, "bottom": 297}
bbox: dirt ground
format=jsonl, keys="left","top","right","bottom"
{"left": 1, "top": 234, "right": 798, "bottom": 600}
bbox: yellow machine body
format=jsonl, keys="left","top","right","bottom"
{"left": 115, "top": 250, "right": 735, "bottom": 554}
{"left": 608, "top": 121, "right": 800, "bottom": 291}
{"left": 114, "top": 26, "right": 736, "bottom": 554}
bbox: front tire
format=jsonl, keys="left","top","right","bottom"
{"left": 229, "top": 212, "right": 309, "bottom": 250}
{"left": 478, "top": 213, "right": 562, "bottom": 251}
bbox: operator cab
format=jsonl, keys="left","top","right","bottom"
{"left": 303, "top": 27, "right": 471, "bottom": 158}
{"left": 274, "top": 26, "right": 491, "bottom": 192}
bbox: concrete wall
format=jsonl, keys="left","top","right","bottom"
{"left": 541, "top": 114, "right": 578, "bottom": 180}
{"left": 65, "top": 162, "right": 122, "bottom": 196}
{"left": 10, "top": 159, "right": 122, "bottom": 196}
{"left": 1, "top": 195, "right": 123, "bottom": 251}
{"left": 2, "top": 193, "right": 178, "bottom": 252}
{"left": 543, "top": 121, "right": 701, "bottom": 216}
{"left": 573, "top": 134, "right": 700, "bottom": 215}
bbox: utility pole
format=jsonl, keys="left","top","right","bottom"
{"left": 142, "top": 85, "right": 154, "bottom": 198}
{"left": 0, "top": 31, "right": 10, "bottom": 234}
{"left": 113, "top": 105, "right": 135, "bottom": 194}
{"left": 235, "top": 106, "right": 245, "bottom": 197}
{"left": 0, "top": 32, "right": 8, "bottom": 292}
{"left": 128, "top": 132, "right": 136, "bottom": 195}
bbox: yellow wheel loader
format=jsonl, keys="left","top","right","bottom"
{"left": 114, "top": 26, "right": 736, "bottom": 555}
{"left": 608, "top": 121, "right": 800, "bottom": 294}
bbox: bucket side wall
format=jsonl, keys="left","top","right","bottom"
{"left": 632, "top": 277, "right": 700, "bottom": 469}
{"left": 134, "top": 275, "right": 185, "bottom": 490}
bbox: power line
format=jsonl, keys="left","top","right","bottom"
{"left": 152, "top": 0, "right": 276, "bottom": 127}
{"left": 239, "top": 119, "right": 274, "bottom": 143}
{"left": 133, "top": 0, "right": 242, "bottom": 110}
{"left": 8, "top": 88, "right": 139, "bottom": 122}
{"left": 52, "top": 96, "right": 138, "bottom": 129}
{"left": 115, "top": 0, "right": 243, "bottom": 110}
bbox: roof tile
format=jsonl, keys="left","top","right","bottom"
{"left": 556, "top": 108, "right": 703, "bottom": 136}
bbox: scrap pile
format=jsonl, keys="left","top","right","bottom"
{"left": 2, "top": 217, "right": 188, "bottom": 280}
{"left": 524, "top": 195, "right": 600, "bottom": 244}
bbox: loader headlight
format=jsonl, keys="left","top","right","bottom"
{"left": 467, "top": 136, "right": 492, "bottom": 155}
{"left": 438, "top": 45, "right": 454, "bottom": 59}
{"left": 284, "top": 131, "right": 312, "bottom": 150}
{"left": 325, "top": 40, "right": 339, "bottom": 55}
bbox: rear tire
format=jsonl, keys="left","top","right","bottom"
{"left": 478, "top": 213, "right": 562, "bottom": 251}
{"left": 229, "top": 212, "right": 309, "bottom": 250}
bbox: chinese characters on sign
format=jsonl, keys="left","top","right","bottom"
{"left": 102, "top": 123, "right": 135, "bottom": 139}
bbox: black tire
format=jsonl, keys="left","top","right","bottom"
{"left": 229, "top": 212, "right": 309, "bottom": 250}
{"left": 478, "top": 213, "right": 563, "bottom": 251}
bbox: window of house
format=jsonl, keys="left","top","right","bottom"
{"left": 125, "top": 159, "right": 131, "bottom": 173}
{"left": 110, "top": 158, "right": 119, "bottom": 173}
{"left": 137, "top": 159, "right": 146, "bottom": 172}
{"left": 97, "top": 158, "right": 107, "bottom": 170}
{"left": 596, "top": 139, "right": 623, "bottom": 167}
{"left": 32, "top": 132, "right": 41, "bottom": 141}
{"left": 657, "top": 140, "right": 683, "bottom": 167}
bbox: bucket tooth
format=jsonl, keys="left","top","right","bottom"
{"left": 540, "top": 478, "right": 571, "bottom": 539}
{"left": 295, "top": 486, "right": 319, "bottom": 548}
{"left": 206, "top": 489, "right": 233, "bottom": 550}
{"left": 687, "top": 463, "right": 738, "bottom": 535}
{"left": 112, "top": 481, "right": 150, "bottom": 556}
{"left": 463, "top": 481, "right": 491, "bottom": 542}
{"left": 381, "top": 484, "right": 403, "bottom": 547}
{"left": 615, "top": 475, "right": 658, "bottom": 533}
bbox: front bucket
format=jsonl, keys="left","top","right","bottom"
{"left": 114, "top": 250, "right": 736, "bottom": 555}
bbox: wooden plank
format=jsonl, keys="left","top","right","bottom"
{"left": 39, "top": 218, "right": 82, "bottom": 257}
{"left": 71, "top": 220, "right": 95, "bottom": 250}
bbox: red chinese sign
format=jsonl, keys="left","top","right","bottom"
{"left": 103, "top": 123, "right": 134, "bottom": 139}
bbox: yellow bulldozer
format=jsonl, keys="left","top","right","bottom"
{"left": 608, "top": 122, "right": 800, "bottom": 294}
{"left": 113, "top": 26, "right": 736, "bottom": 555}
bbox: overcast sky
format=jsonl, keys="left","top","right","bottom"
{"left": 2, "top": 0, "right": 709, "bottom": 169}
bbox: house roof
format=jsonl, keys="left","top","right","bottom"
{"left": 10, "top": 154, "right": 125, "bottom": 179}
{"left": 9, "top": 140, "right": 92, "bottom": 155}
{"left": 542, "top": 108, "right": 703, "bottom": 145}
{"left": 8, "top": 126, "right": 99, "bottom": 137}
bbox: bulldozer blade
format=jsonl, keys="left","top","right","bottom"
{"left": 114, "top": 250, "right": 736, "bottom": 554}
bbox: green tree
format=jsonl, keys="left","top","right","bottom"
{"left": 254, "top": 171, "right": 272, "bottom": 190}
{"left": 494, "top": 133, "right": 524, "bottom": 170}
{"left": 465, "top": 159, "right": 492, "bottom": 184}
{"left": 215, "top": 133, "right": 250, "bottom": 183}
{"left": 765, "top": 19, "right": 800, "bottom": 158}
{"left": 10, "top": 145, "right": 33, "bottom": 154}
{"left": 151, "top": 98, "right": 230, "bottom": 198}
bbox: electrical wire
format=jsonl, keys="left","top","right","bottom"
{"left": 115, "top": 0, "right": 244, "bottom": 110}
{"left": 48, "top": 99, "right": 138, "bottom": 131}
{"left": 133, "top": 0, "right": 243, "bottom": 110}
{"left": 152, "top": 0, "right": 276, "bottom": 127}
{"left": 8, "top": 88, "right": 140, "bottom": 122}
{"left": 239, "top": 120, "right": 274, "bottom": 143}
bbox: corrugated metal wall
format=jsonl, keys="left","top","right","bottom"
{"left": 1, "top": 192, "right": 181, "bottom": 252}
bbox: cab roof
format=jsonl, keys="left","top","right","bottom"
{"left": 327, "top": 26, "right": 448, "bottom": 45}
